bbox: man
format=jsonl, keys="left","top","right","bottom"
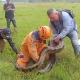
{"left": 47, "top": 8, "right": 80, "bottom": 56}
{"left": 16, "top": 26, "right": 51, "bottom": 70}
{"left": 0, "top": 28, "right": 18, "bottom": 54}
{"left": 3, "top": 0, "right": 17, "bottom": 31}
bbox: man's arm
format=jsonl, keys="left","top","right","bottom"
{"left": 6, "top": 36, "right": 18, "bottom": 54}
{"left": 58, "top": 12, "right": 75, "bottom": 39}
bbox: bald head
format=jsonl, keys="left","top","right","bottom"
{"left": 47, "top": 8, "right": 59, "bottom": 22}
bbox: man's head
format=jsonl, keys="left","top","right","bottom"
{"left": 47, "top": 9, "right": 59, "bottom": 22}
{"left": 1, "top": 28, "right": 11, "bottom": 38}
{"left": 38, "top": 26, "right": 51, "bottom": 40}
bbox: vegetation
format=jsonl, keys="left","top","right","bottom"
{"left": 0, "top": 3, "right": 80, "bottom": 80}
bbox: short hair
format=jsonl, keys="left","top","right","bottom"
{"left": 47, "top": 8, "right": 58, "bottom": 16}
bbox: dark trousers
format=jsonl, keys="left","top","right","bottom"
{"left": 6, "top": 18, "right": 16, "bottom": 28}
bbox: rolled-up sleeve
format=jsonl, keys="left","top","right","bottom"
{"left": 59, "top": 12, "right": 75, "bottom": 39}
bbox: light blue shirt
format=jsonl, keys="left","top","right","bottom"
{"left": 49, "top": 11, "right": 77, "bottom": 39}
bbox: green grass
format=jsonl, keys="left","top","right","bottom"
{"left": 0, "top": 2, "right": 80, "bottom": 80}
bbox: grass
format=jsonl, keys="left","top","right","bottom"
{"left": 0, "top": 2, "right": 80, "bottom": 80}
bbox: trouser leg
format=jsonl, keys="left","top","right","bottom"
{"left": 6, "top": 18, "right": 11, "bottom": 28}
{"left": 68, "top": 31, "right": 80, "bottom": 55}
{"left": 11, "top": 18, "right": 17, "bottom": 28}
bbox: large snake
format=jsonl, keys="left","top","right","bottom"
{"left": 18, "top": 41, "right": 64, "bottom": 71}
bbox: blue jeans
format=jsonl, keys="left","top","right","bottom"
{"left": 68, "top": 30, "right": 80, "bottom": 55}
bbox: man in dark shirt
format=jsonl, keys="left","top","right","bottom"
{"left": 0, "top": 28, "right": 18, "bottom": 54}
{"left": 3, "top": 0, "right": 17, "bottom": 31}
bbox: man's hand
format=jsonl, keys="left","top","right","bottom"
{"left": 53, "top": 35, "right": 61, "bottom": 45}
{"left": 7, "top": 6, "right": 15, "bottom": 11}
{"left": 8, "top": 8, "right": 15, "bottom": 11}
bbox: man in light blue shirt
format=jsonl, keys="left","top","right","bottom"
{"left": 47, "top": 8, "right": 80, "bottom": 56}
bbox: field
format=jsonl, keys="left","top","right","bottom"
{"left": 0, "top": 2, "right": 80, "bottom": 80}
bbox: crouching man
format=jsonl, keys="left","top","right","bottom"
{"left": 0, "top": 28, "right": 18, "bottom": 54}
{"left": 16, "top": 26, "right": 51, "bottom": 70}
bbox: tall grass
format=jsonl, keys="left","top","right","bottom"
{"left": 0, "top": 3, "right": 80, "bottom": 80}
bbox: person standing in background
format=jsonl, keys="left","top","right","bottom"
{"left": 47, "top": 8, "right": 80, "bottom": 56}
{"left": 3, "top": 0, "right": 17, "bottom": 32}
